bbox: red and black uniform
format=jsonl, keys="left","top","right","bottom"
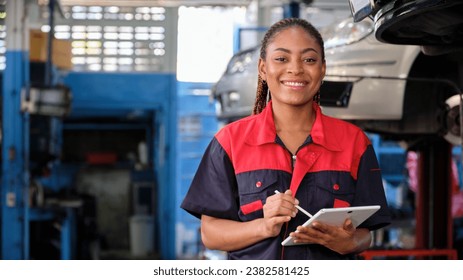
{"left": 181, "top": 101, "right": 391, "bottom": 259}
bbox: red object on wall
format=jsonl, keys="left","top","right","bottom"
{"left": 86, "top": 152, "right": 117, "bottom": 165}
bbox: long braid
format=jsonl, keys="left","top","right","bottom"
{"left": 252, "top": 18, "right": 325, "bottom": 114}
{"left": 253, "top": 75, "right": 268, "bottom": 115}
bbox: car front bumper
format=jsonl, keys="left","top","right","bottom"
{"left": 322, "top": 34, "right": 421, "bottom": 120}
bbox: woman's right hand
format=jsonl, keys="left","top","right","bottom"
{"left": 261, "top": 189, "right": 298, "bottom": 237}
{"left": 201, "top": 190, "right": 299, "bottom": 251}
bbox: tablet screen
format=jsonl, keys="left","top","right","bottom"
{"left": 281, "top": 205, "right": 380, "bottom": 246}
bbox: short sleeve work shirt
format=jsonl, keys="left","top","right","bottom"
{"left": 181, "top": 101, "right": 391, "bottom": 259}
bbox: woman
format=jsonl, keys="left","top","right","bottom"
{"left": 181, "top": 18, "right": 391, "bottom": 259}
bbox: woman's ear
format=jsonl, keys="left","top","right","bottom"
{"left": 258, "top": 58, "right": 266, "bottom": 81}
{"left": 321, "top": 60, "right": 326, "bottom": 83}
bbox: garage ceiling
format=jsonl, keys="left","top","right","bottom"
{"left": 56, "top": 0, "right": 348, "bottom": 8}
{"left": 58, "top": 0, "right": 254, "bottom": 7}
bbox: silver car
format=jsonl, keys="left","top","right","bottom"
{"left": 211, "top": 46, "right": 260, "bottom": 123}
{"left": 211, "top": 17, "right": 461, "bottom": 146}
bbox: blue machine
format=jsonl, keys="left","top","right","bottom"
{"left": 175, "top": 82, "right": 218, "bottom": 258}
{"left": 2, "top": 68, "right": 180, "bottom": 259}
{"left": 63, "top": 72, "right": 178, "bottom": 259}
{"left": 1, "top": 0, "right": 180, "bottom": 259}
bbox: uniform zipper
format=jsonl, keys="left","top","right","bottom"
{"left": 274, "top": 135, "right": 311, "bottom": 170}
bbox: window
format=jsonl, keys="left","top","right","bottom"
{"left": 42, "top": 5, "right": 170, "bottom": 72}
{"left": 176, "top": 6, "right": 246, "bottom": 83}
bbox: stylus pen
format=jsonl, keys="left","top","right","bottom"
{"left": 274, "top": 190, "right": 313, "bottom": 218}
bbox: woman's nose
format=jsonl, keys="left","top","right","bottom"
{"left": 287, "top": 61, "right": 303, "bottom": 74}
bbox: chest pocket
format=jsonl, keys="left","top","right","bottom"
{"left": 236, "top": 171, "right": 283, "bottom": 222}
{"left": 313, "top": 171, "right": 356, "bottom": 209}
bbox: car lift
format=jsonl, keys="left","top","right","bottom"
{"left": 358, "top": 78, "right": 462, "bottom": 260}
{"left": 361, "top": 139, "right": 458, "bottom": 259}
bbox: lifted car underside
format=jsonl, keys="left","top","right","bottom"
{"left": 373, "top": 0, "right": 463, "bottom": 56}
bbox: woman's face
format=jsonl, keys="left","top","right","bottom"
{"left": 258, "top": 26, "right": 326, "bottom": 108}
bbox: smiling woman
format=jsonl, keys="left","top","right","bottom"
{"left": 181, "top": 17, "right": 391, "bottom": 260}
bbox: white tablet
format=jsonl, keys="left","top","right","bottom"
{"left": 281, "top": 205, "right": 380, "bottom": 246}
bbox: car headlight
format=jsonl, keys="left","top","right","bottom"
{"left": 226, "top": 49, "right": 255, "bottom": 74}
{"left": 321, "top": 18, "right": 373, "bottom": 49}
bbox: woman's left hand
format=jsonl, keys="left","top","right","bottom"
{"left": 288, "top": 218, "right": 371, "bottom": 255}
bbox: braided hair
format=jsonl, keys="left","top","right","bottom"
{"left": 253, "top": 18, "right": 325, "bottom": 115}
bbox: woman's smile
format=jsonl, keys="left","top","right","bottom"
{"left": 281, "top": 80, "right": 308, "bottom": 89}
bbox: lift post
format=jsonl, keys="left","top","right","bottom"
{"left": 416, "top": 139, "right": 454, "bottom": 250}
{"left": 2, "top": 0, "right": 29, "bottom": 259}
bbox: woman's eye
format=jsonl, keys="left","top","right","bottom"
{"left": 304, "top": 58, "right": 316, "bottom": 63}
{"left": 275, "top": 57, "right": 286, "bottom": 62}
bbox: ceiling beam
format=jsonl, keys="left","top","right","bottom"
{"left": 57, "top": 0, "right": 253, "bottom": 7}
